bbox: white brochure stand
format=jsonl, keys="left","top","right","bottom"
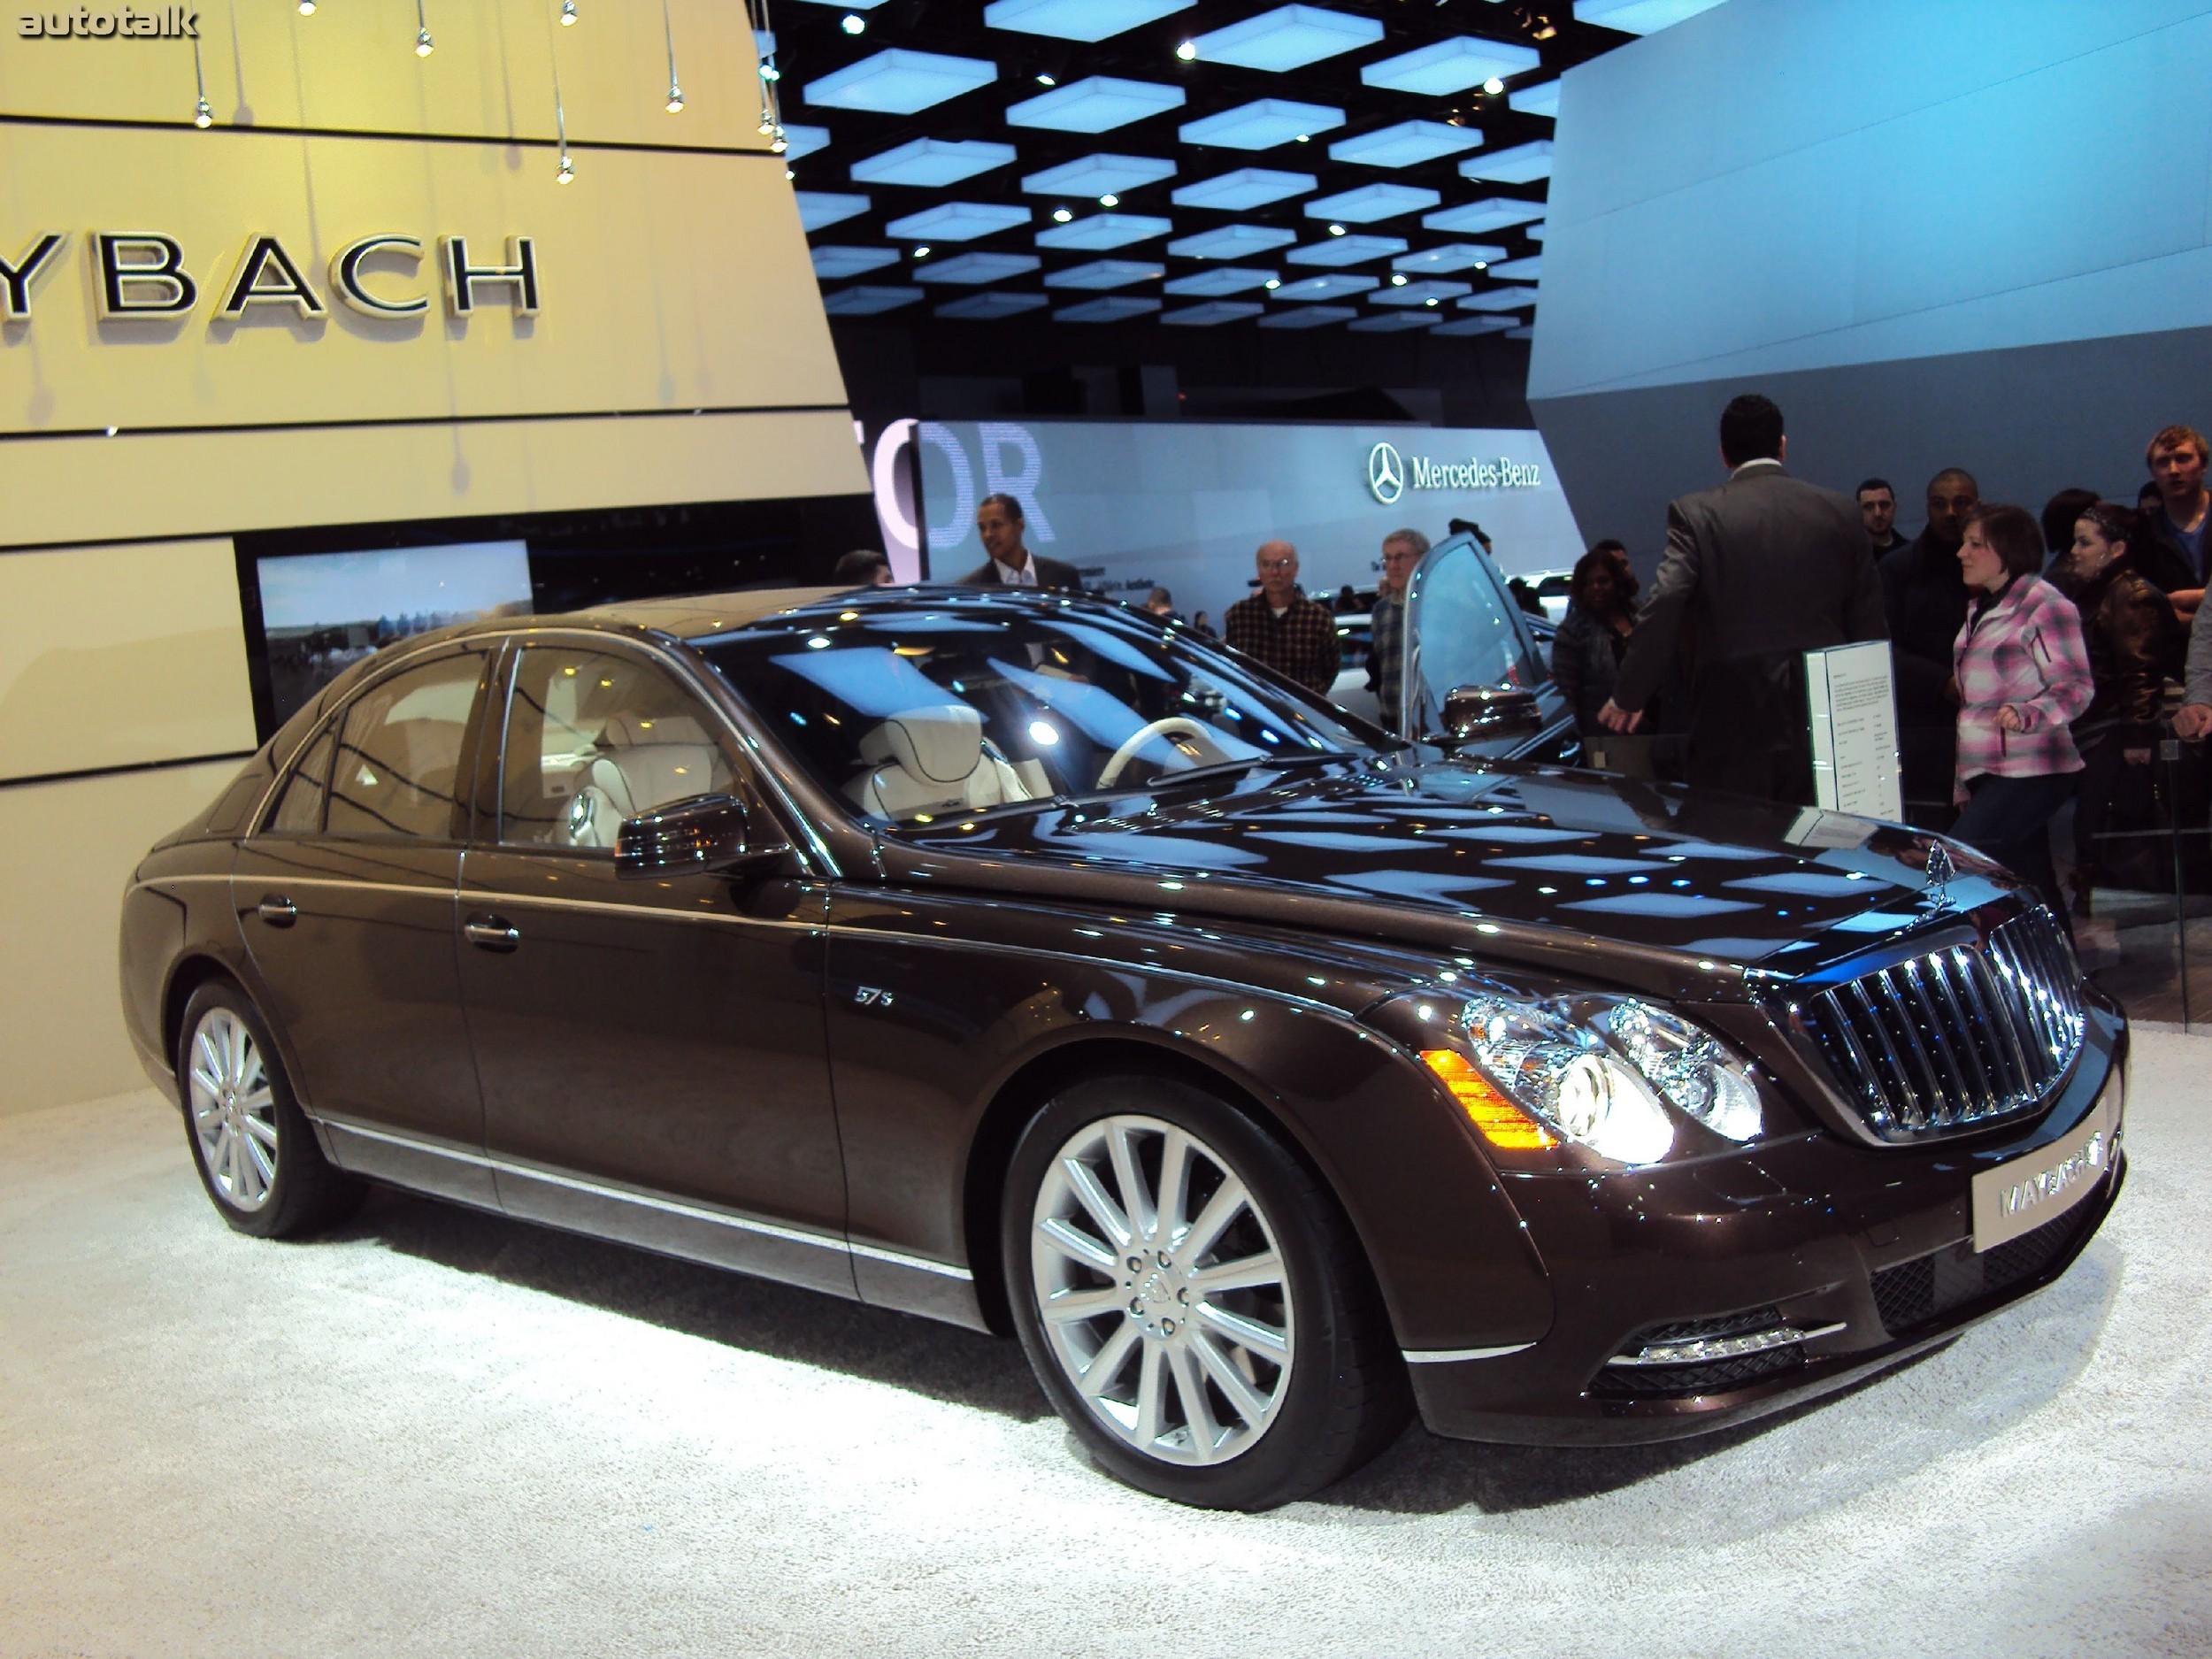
{"left": 1805, "top": 640, "right": 1902, "bottom": 821}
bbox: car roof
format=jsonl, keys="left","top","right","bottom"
{"left": 534, "top": 582, "right": 1151, "bottom": 644}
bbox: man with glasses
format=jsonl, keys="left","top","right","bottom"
{"left": 1225, "top": 540, "right": 1341, "bottom": 696}
{"left": 1366, "top": 528, "right": 1428, "bottom": 732}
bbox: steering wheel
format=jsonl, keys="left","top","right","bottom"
{"left": 1096, "top": 717, "right": 1233, "bottom": 787}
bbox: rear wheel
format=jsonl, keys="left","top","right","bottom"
{"left": 178, "top": 980, "right": 363, "bottom": 1239}
{"left": 1003, "top": 1073, "right": 1409, "bottom": 1509}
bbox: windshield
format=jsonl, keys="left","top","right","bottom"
{"left": 695, "top": 595, "right": 1382, "bottom": 826}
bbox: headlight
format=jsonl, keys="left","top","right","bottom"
{"left": 1403, "top": 990, "right": 1763, "bottom": 1165}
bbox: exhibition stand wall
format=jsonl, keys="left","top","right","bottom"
{"left": 0, "top": 2, "right": 866, "bottom": 1114}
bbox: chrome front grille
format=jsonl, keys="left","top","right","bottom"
{"left": 1795, "top": 909, "right": 2085, "bottom": 1142}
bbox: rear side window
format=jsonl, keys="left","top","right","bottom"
{"left": 265, "top": 729, "right": 335, "bottom": 835}
{"left": 324, "top": 652, "right": 488, "bottom": 841}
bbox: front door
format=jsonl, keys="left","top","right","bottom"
{"left": 233, "top": 643, "right": 496, "bottom": 1205}
{"left": 1398, "top": 534, "right": 1571, "bottom": 757}
{"left": 454, "top": 638, "right": 849, "bottom": 1295}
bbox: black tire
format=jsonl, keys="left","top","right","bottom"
{"left": 176, "top": 979, "right": 364, "bottom": 1240}
{"left": 1002, "top": 1073, "right": 1410, "bottom": 1509}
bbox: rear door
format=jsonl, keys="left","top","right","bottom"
{"left": 1397, "top": 534, "right": 1573, "bottom": 758}
{"left": 232, "top": 641, "right": 496, "bottom": 1204}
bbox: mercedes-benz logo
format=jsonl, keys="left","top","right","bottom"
{"left": 1367, "top": 441, "right": 1405, "bottom": 505}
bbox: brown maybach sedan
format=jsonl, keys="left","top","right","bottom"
{"left": 120, "top": 559, "right": 2125, "bottom": 1510}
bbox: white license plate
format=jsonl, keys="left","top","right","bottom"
{"left": 1970, "top": 1078, "right": 2120, "bottom": 1253}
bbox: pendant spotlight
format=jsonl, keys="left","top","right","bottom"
{"left": 662, "top": 0, "right": 684, "bottom": 112}
{"left": 561, "top": 0, "right": 578, "bottom": 22}
{"left": 296, "top": 0, "right": 315, "bottom": 13}
{"left": 191, "top": 33, "right": 212, "bottom": 126}
{"left": 414, "top": 0, "right": 434, "bottom": 56}
{"left": 549, "top": 4, "right": 574, "bottom": 182}
{"left": 840, "top": 12, "right": 864, "bottom": 34}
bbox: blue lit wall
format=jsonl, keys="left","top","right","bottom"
{"left": 1528, "top": 0, "right": 2212, "bottom": 555}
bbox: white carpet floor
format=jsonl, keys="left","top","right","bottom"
{"left": 4, "top": 1036, "right": 2209, "bottom": 1659}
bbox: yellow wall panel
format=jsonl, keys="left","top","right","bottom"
{"left": 0, "top": 126, "right": 843, "bottom": 434}
{"left": 0, "top": 757, "right": 240, "bottom": 1116}
{"left": 0, "top": 538, "right": 254, "bottom": 781}
{"left": 0, "top": 408, "right": 867, "bottom": 550}
{"left": 0, "top": 0, "right": 772, "bottom": 150}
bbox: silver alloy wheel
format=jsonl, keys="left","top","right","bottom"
{"left": 187, "top": 1008, "right": 279, "bottom": 1213}
{"left": 1030, "top": 1113, "right": 1294, "bottom": 1466}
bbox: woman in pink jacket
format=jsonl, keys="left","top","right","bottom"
{"left": 1950, "top": 503, "right": 2094, "bottom": 921}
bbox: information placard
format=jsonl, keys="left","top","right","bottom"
{"left": 1806, "top": 641, "right": 1902, "bottom": 821}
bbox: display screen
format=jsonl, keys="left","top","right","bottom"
{"left": 255, "top": 541, "right": 534, "bottom": 726}
{"left": 876, "top": 418, "right": 1586, "bottom": 627}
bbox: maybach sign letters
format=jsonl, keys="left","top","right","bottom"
{"left": 0, "top": 231, "right": 540, "bottom": 323}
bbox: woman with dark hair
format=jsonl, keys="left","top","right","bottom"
{"left": 2066, "top": 501, "right": 2187, "bottom": 903}
{"left": 1553, "top": 541, "right": 1645, "bottom": 770}
{"left": 2039, "top": 487, "right": 2100, "bottom": 586}
{"left": 1948, "top": 503, "right": 2094, "bottom": 918}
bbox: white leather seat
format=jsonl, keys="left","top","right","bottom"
{"left": 567, "top": 712, "right": 726, "bottom": 849}
{"left": 848, "top": 704, "right": 1033, "bottom": 820}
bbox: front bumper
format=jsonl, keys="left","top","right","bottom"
{"left": 1406, "top": 1029, "right": 2126, "bottom": 1447}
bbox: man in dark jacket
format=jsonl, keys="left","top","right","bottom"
{"left": 1878, "top": 467, "right": 1978, "bottom": 824}
{"left": 957, "top": 493, "right": 1083, "bottom": 591}
{"left": 1600, "top": 395, "right": 1886, "bottom": 804}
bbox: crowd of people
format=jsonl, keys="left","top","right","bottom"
{"left": 1558, "top": 396, "right": 2212, "bottom": 925}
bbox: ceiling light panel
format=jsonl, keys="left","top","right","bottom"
{"left": 1393, "top": 242, "right": 1507, "bottom": 273}
{"left": 1056, "top": 296, "right": 1162, "bottom": 320}
{"left": 1504, "top": 324, "right": 1534, "bottom": 339}
{"left": 985, "top": 0, "right": 1193, "bottom": 42}
{"left": 1358, "top": 35, "right": 1541, "bottom": 96}
{"left": 1432, "top": 313, "right": 1516, "bottom": 335}
{"left": 1271, "top": 273, "right": 1378, "bottom": 301}
{"left": 810, "top": 245, "right": 902, "bottom": 280}
{"left": 1188, "top": 6, "right": 1381, "bottom": 72}
{"left": 1163, "top": 301, "right": 1265, "bottom": 326}
{"left": 1258, "top": 304, "right": 1355, "bottom": 328}
{"left": 1459, "top": 139, "right": 1553, "bottom": 185}
{"left": 1508, "top": 81, "right": 1560, "bottom": 119}
{"left": 781, "top": 125, "right": 832, "bottom": 161}
{"left": 1044, "top": 258, "right": 1167, "bottom": 289}
{"left": 1572, "top": 0, "right": 1727, "bottom": 35}
{"left": 1459, "top": 284, "right": 1539, "bottom": 311}
{"left": 1163, "top": 266, "right": 1278, "bottom": 295}
{"left": 1008, "top": 76, "right": 1186, "bottom": 133}
{"left": 1037, "top": 213, "right": 1173, "bottom": 250}
{"left": 1022, "top": 154, "right": 1177, "bottom": 196}
{"left": 1180, "top": 99, "right": 1344, "bottom": 150}
{"left": 1371, "top": 279, "right": 1471, "bottom": 306}
{"left": 914, "top": 252, "right": 1044, "bottom": 283}
{"left": 1489, "top": 254, "right": 1543, "bottom": 280}
{"left": 804, "top": 50, "right": 998, "bottom": 115}
{"left": 1285, "top": 234, "right": 1406, "bottom": 267}
{"left": 1167, "top": 223, "right": 1297, "bottom": 258}
{"left": 1526, "top": 220, "right": 1546, "bottom": 242}
{"left": 1329, "top": 120, "right": 1485, "bottom": 169}
{"left": 885, "top": 202, "right": 1033, "bottom": 241}
{"left": 1304, "top": 182, "right": 1439, "bottom": 223}
{"left": 1348, "top": 311, "right": 1440, "bottom": 333}
{"left": 796, "top": 192, "right": 872, "bottom": 232}
{"left": 1171, "top": 168, "right": 1315, "bottom": 211}
{"left": 851, "top": 138, "right": 1018, "bottom": 188}
{"left": 1423, "top": 197, "right": 1547, "bottom": 234}
{"left": 935, "top": 290, "right": 1051, "bottom": 319}
{"left": 819, "top": 285, "right": 925, "bottom": 314}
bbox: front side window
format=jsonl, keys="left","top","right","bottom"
{"left": 324, "top": 651, "right": 488, "bottom": 841}
{"left": 498, "top": 645, "right": 736, "bottom": 851}
{"left": 695, "top": 603, "right": 1379, "bottom": 826}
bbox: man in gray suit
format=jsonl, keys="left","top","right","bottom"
{"left": 1599, "top": 394, "right": 1887, "bottom": 804}
{"left": 957, "top": 493, "right": 1083, "bottom": 592}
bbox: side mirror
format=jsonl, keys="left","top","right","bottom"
{"left": 615, "top": 793, "right": 789, "bottom": 879}
{"left": 1441, "top": 685, "right": 1543, "bottom": 747}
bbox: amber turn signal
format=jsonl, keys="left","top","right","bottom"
{"left": 1422, "top": 1049, "right": 1558, "bottom": 1150}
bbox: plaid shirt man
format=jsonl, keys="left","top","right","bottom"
{"left": 1368, "top": 587, "right": 1405, "bottom": 729}
{"left": 1225, "top": 589, "right": 1342, "bottom": 695}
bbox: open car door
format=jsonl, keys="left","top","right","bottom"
{"left": 1396, "top": 532, "right": 1575, "bottom": 760}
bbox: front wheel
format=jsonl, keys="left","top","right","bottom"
{"left": 1002, "top": 1074, "right": 1409, "bottom": 1509}
{"left": 177, "top": 979, "right": 363, "bottom": 1239}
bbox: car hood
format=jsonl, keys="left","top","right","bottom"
{"left": 883, "top": 757, "right": 2016, "bottom": 995}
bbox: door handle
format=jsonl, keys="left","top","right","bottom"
{"left": 256, "top": 895, "right": 297, "bottom": 926}
{"left": 464, "top": 915, "right": 520, "bottom": 952}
